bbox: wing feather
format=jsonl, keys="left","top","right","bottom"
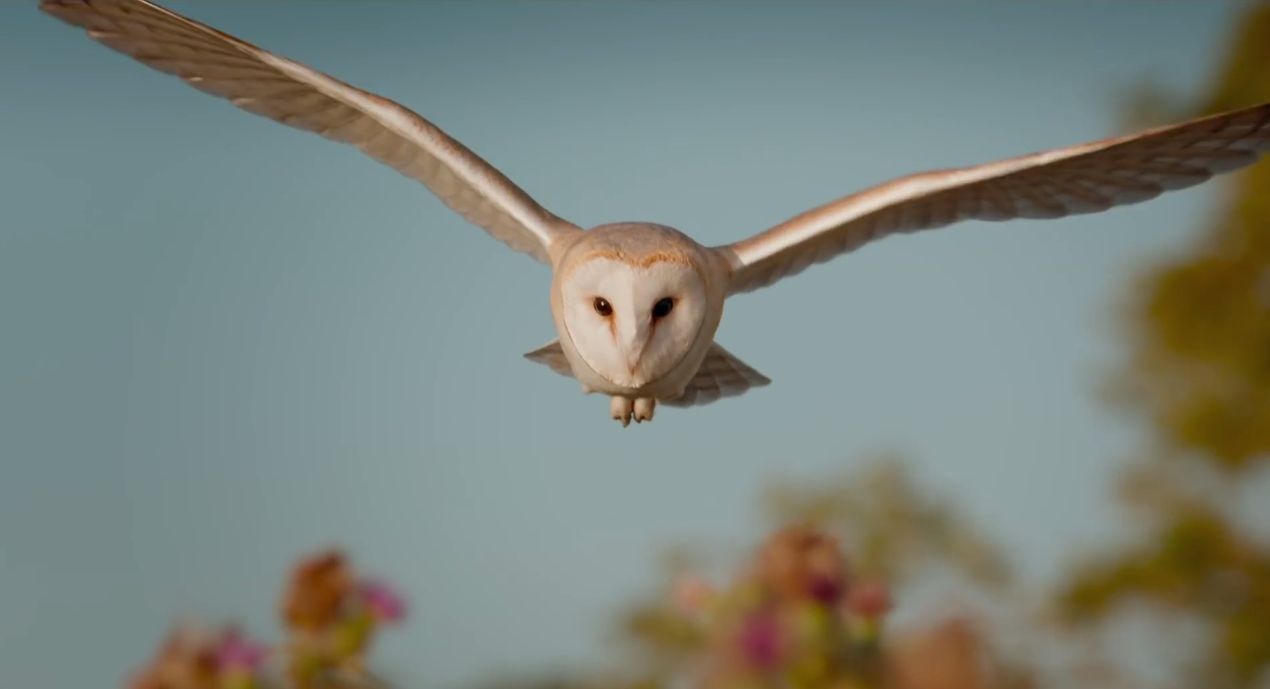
{"left": 720, "top": 103, "right": 1270, "bottom": 294}
{"left": 42, "top": 0, "right": 581, "bottom": 264}
{"left": 523, "top": 340, "right": 574, "bottom": 379}
{"left": 663, "top": 344, "right": 771, "bottom": 408}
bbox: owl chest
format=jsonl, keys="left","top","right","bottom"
{"left": 553, "top": 326, "right": 710, "bottom": 399}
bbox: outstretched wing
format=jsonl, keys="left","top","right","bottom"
{"left": 42, "top": 0, "right": 582, "bottom": 264}
{"left": 663, "top": 343, "right": 771, "bottom": 408}
{"left": 718, "top": 103, "right": 1270, "bottom": 295}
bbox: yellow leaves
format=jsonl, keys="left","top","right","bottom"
{"left": 621, "top": 604, "right": 706, "bottom": 659}
{"left": 1116, "top": 5, "right": 1270, "bottom": 470}
{"left": 1125, "top": 198, "right": 1270, "bottom": 467}
{"left": 1203, "top": 8, "right": 1270, "bottom": 116}
{"left": 1220, "top": 601, "right": 1270, "bottom": 685}
{"left": 1059, "top": 501, "right": 1270, "bottom": 687}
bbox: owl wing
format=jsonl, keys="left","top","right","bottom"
{"left": 662, "top": 344, "right": 771, "bottom": 408}
{"left": 717, "top": 103, "right": 1270, "bottom": 295}
{"left": 42, "top": 0, "right": 582, "bottom": 264}
{"left": 523, "top": 340, "right": 574, "bottom": 379}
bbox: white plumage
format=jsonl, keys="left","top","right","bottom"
{"left": 42, "top": 0, "right": 1270, "bottom": 425}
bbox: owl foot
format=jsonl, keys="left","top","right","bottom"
{"left": 610, "top": 396, "right": 657, "bottom": 426}
{"left": 610, "top": 396, "right": 634, "bottom": 427}
{"left": 633, "top": 397, "right": 655, "bottom": 423}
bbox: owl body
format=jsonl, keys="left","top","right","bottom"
{"left": 43, "top": 0, "right": 1270, "bottom": 425}
{"left": 549, "top": 223, "right": 728, "bottom": 401}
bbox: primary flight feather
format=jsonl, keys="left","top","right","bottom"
{"left": 42, "top": 0, "right": 1270, "bottom": 425}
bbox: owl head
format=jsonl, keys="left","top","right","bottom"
{"left": 555, "top": 224, "right": 710, "bottom": 389}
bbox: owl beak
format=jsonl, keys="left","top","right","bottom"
{"left": 623, "top": 330, "right": 648, "bottom": 375}
{"left": 625, "top": 347, "right": 645, "bottom": 375}
{"left": 616, "top": 312, "right": 651, "bottom": 379}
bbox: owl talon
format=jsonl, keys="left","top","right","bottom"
{"left": 633, "top": 398, "right": 655, "bottom": 423}
{"left": 610, "top": 396, "right": 633, "bottom": 427}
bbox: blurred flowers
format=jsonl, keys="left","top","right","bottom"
{"left": 283, "top": 551, "right": 356, "bottom": 633}
{"left": 640, "top": 525, "right": 893, "bottom": 689}
{"left": 282, "top": 550, "right": 407, "bottom": 688}
{"left": 217, "top": 630, "right": 270, "bottom": 677}
{"left": 129, "top": 625, "right": 268, "bottom": 689}
{"left": 361, "top": 580, "right": 408, "bottom": 624}
{"left": 754, "top": 526, "right": 849, "bottom": 606}
{"left": 127, "top": 550, "right": 405, "bottom": 689}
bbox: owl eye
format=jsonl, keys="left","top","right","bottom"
{"left": 652, "top": 297, "right": 675, "bottom": 320}
{"left": 593, "top": 297, "right": 613, "bottom": 317}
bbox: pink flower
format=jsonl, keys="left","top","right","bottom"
{"left": 755, "top": 525, "right": 849, "bottom": 605}
{"left": 361, "top": 580, "right": 407, "bottom": 623}
{"left": 808, "top": 574, "right": 845, "bottom": 605}
{"left": 737, "top": 612, "right": 783, "bottom": 670}
{"left": 215, "top": 628, "right": 268, "bottom": 674}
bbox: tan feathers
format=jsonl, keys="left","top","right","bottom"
{"left": 720, "top": 104, "right": 1270, "bottom": 294}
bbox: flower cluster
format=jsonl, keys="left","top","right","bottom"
{"left": 671, "top": 525, "right": 892, "bottom": 689}
{"left": 126, "top": 550, "right": 405, "bottom": 689}
{"left": 128, "top": 625, "right": 269, "bottom": 689}
{"left": 282, "top": 550, "right": 407, "bottom": 688}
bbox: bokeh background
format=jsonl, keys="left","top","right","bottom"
{"left": 1, "top": 3, "right": 1266, "bottom": 689}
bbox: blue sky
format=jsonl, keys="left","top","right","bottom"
{"left": 0, "top": 2, "right": 1245, "bottom": 688}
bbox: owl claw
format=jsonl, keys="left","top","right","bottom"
{"left": 633, "top": 398, "right": 655, "bottom": 423}
{"left": 610, "top": 396, "right": 633, "bottom": 427}
{"left": 610, "top": 396, "right": 656, "bottom": 426}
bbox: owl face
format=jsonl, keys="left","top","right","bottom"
{"left": 560, "top": 255, "right": 708, "bottom": 389}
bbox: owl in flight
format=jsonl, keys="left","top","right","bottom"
{"left": 44, "top": 0, "right": 1270, "bottom": 425}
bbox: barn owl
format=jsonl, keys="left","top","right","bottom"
{"left": 43, "top": 0, "right": 1270, "bottom": 425}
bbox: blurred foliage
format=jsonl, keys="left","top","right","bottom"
{"left": 761, "top": 459, "right": 1011, "bottom": 589}
{"left": 282, "top": 551, "right": 407, "bottom": 689}
{"left": 1061, "top": 498, "right": 1270, "bottom": 686}
{"left": 128, "top": 550, "right": 405, "bottom": 689}
{"left": 609, "top": 462, "right": 1029, "bottom": 689}
{"left": 658, "top": 525, "right": 891, "bottom": 689}
{"left": 130, "top": 624, "right": 270, "bottom": 689}
{"left": 1060, "top": 5, "right": 1270, "bottom": 689}
{"left": 1111, "top": 5, "right": 1270, "bottom": 469}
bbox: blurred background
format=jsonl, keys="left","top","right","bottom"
{"left": 0, "top": 2, "right": 1266, "bottom": 689}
